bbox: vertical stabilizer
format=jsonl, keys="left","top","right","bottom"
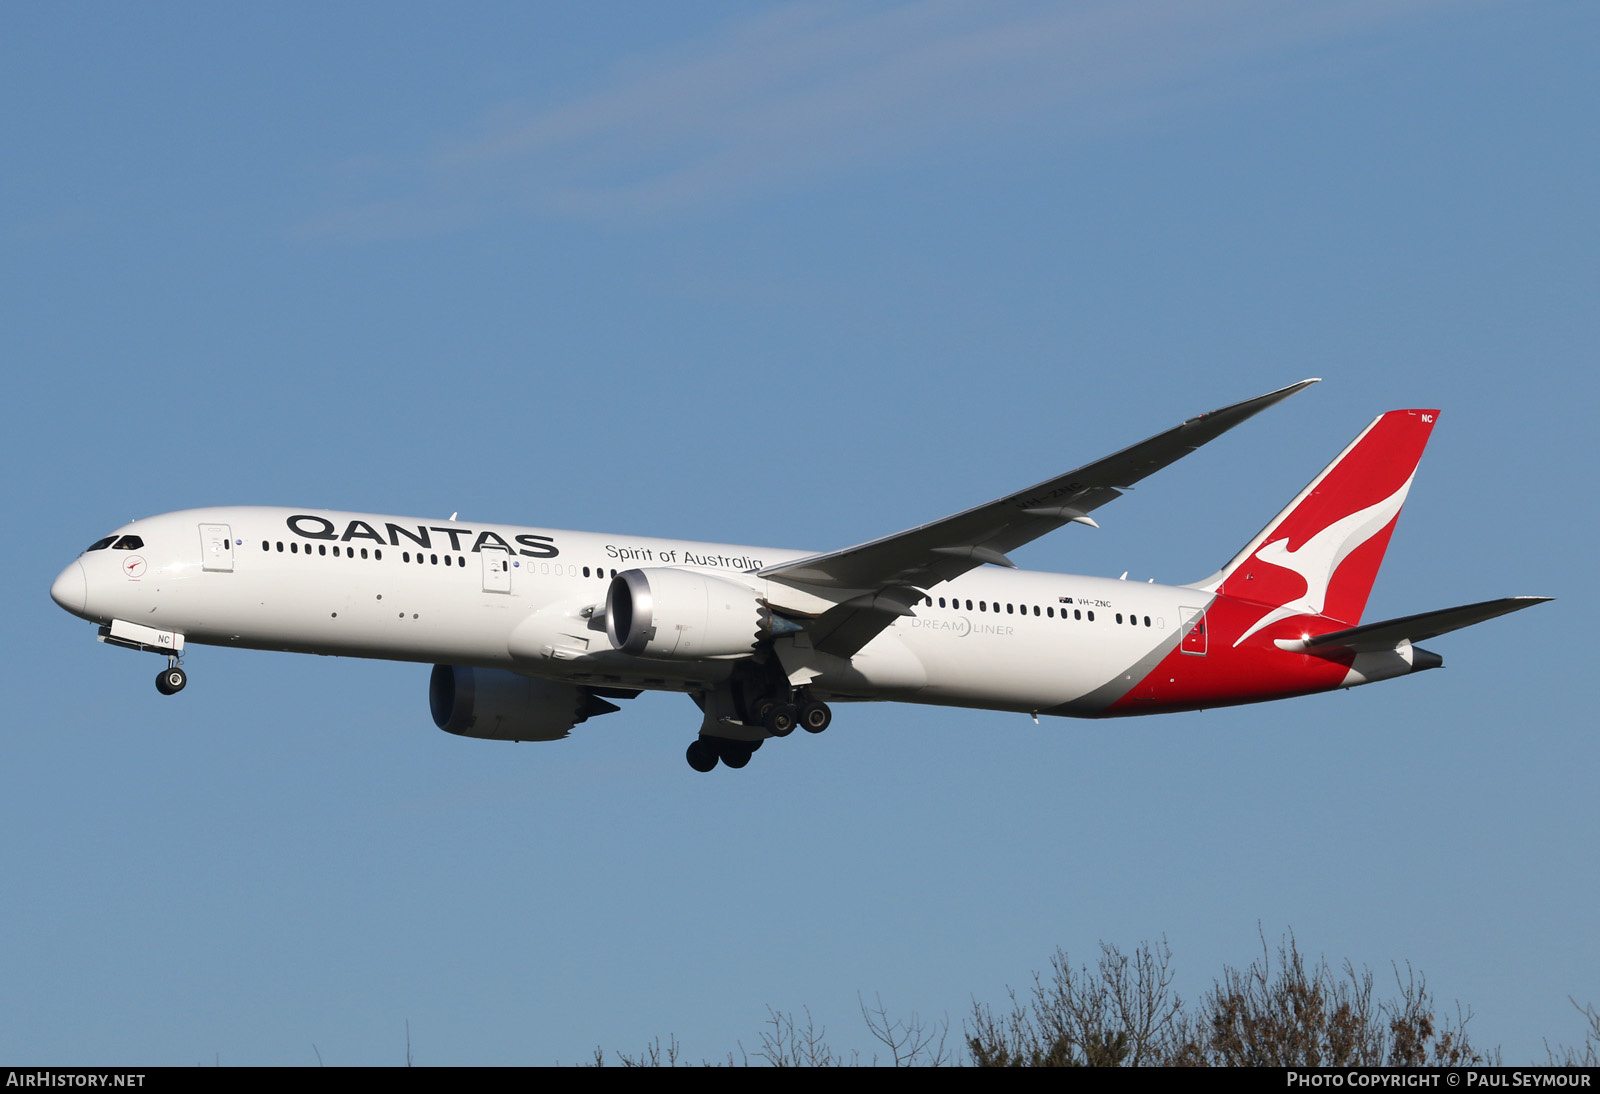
{"left": 1188, "top": 408, "right": 1439, "bottom": 645}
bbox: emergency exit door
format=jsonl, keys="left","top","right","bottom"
{"left": 1178, "top": 606, "right": 1208, "bottom": 655}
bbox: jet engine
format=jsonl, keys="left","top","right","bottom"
{"left": 429, "top": 665, "right": 620, "bottom": 742}
{"left": 606, "top": 568, "right": 766, "bottom": 659}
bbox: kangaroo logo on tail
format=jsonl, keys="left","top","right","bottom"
{"left": 1192, "top": 408, "right": 1439, "bottom": 643}
{"left": 1233, "top": 471, "right": 1415, "bottom": 646}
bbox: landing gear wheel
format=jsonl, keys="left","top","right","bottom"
{"left": 718, "top": 741, "right": 755, "bottom": 769}
{"left": 764, "top": 703, "right": 798, "bottom": 737}
{"left": 686, "top": 738, "right": 719, "bottom": 773}
{"left": 156, "top": 667, "right": 187, "bottom": 695}
{"left": 800, "top": 700, "right": 831, "bottom": 733}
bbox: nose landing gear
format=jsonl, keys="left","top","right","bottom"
{"left": 98, "top": 620, "right": 188, "bottom": 696}
{"left": 155, "top": 656, "right": 187, "bottom": 695}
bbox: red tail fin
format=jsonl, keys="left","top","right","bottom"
{"left": 1190, "top": 408, "right": 1439, "bottom": 644}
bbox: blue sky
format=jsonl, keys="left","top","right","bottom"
{"left": 4, "top": 0, "right": 1595, "bottom": 1065}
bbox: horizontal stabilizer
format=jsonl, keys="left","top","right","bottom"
{"left": 1276, "top": 596, "right": 1553, "bottom": 654}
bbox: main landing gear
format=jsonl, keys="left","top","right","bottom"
{"left": 750, "top": 696, "right": 830, "bottom": 738}
{"left": 686, "top": 690, "right": 831, "bottom": 772}
{"left": 155, "top": 655, "right": 187, "bottom": 695}
{"left": 798, "top": 698, "right": 831, "bottom": 734}
{"left": 686, "top": 736, "right": 760, "bottom": 772}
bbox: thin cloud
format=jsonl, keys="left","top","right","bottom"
{"left": 307, "top": 0, "right": 1460, "bottom": 234}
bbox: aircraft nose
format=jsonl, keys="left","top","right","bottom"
{"left": 51, "top": 561, "right": 86, "bottom": 616}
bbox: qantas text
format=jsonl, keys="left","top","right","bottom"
{"left": 286, "top": 516, "right": 558, "bottom": 559}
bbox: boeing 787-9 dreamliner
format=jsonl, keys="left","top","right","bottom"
{"left": 50, "top": 380, "right": 1549, "bottom": 772}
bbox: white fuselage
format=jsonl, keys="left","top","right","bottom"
{"left": 56, "top": 506, "right": 1201, "bottom": 716}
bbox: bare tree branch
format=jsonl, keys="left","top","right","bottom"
{"left": 859, "top": 992, "right": 950, "bottom": 1066}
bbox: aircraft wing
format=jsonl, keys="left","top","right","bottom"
{"left": 761, "top": 379, "right": 1320, "bottom": 657}
{"left": 1278, "top": 596, "right": 1553, "bottom": 655}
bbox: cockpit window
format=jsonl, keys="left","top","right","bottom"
{"left": 85, "top": 536, "right": 118, "bottom": 552}
{"left": 111, "top": 535, "right": 144, "bottom": 550}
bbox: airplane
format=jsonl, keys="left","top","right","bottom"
{"left": 49, "top": 380, "right": 1549, "bottom": 772}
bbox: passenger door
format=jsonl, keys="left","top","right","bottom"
{"left": 200, "top": 524, "right": 234, "bottom": 573}
{"left": 481, "top": 545, "right": 513, "bottom": 593}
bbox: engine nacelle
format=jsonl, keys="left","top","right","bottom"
{"left": 429, "top": 665, "right": 617, "bottom": 742}
{"left": 606, "top": 567, "right": 764, "bottom": 659}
